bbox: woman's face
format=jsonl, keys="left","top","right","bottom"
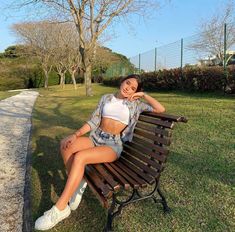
{"left": 120, "top": 78, "right": 138, "bottom": 98}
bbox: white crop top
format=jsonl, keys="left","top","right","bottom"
{"left": 102, "top": 96, "right": 130, "bottom": 125}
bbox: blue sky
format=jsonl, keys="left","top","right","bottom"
{"left": 0, "top": 0, "right": 231, "bottom": 58}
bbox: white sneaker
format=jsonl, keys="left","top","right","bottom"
{"left": 34, "top": 205, "right": 71, "bottom": 231}
{"left": 69, "top": 178, "right": 87, "bottom": 211}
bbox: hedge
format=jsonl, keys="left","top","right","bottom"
{"left": 102, "top": 65, "right": 235, "bottom": 93}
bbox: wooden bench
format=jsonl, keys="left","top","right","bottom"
{"left": 84, "top": 112, "right": 187, "bottom": 231}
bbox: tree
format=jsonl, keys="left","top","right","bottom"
{"left": 9, "top": 0, "right": 162, "bottom": 96}
{"left": 190, "top": 1, "right": 235, "bottom": 66}
{"left": 12, "top": 21, "right": 58, "bottom": 88}
{"left": 95, "top": 48, "right": 135, "bottom": 77}
{"left": 92, "top": 46, "right": 123, "bottom": 76}
{"left": 3, "top": 45, "right": 27, "bottom": 58}
{"left": 51, "top": 22, "right": 80, "bottom": 89}
{"left": 66, "top": 51, "right": 81, "bottom": 90}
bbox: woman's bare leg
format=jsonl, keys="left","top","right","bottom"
{"left": 60, "top": 136, "right": 94, "bottom": 174}
{"left": 56, "top": 146, "right": 117, "bottom": 210}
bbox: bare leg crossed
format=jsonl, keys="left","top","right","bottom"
{"left": 57, "top": 136, "right": 117, "bottom": 210}
{"left": 60, "top": 136, "right": 94, "bottom": 174}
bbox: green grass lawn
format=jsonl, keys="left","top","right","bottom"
{"left": 0, "top": 90, "right": 18, "bottom": 100}
{"left": 31, "top": 84, "right": 235, "bottom": 232}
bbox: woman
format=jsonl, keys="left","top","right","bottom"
{"left": 35, "top": 74, "right": 165, "bottom": 230}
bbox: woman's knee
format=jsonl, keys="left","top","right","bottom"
{"left": 60, "top": 140, "right": 66, "bottom": 155}
{"left": 73, "top": 152, "right": 86, "bottom": 166}
{"left": 60, "top": 137, "right": 66, "bottom": 148}
{"left": 60, "top": 137, "right": 71, "bottom": 153}
{"left": 60, "top": 139, "right": 73, "bottom": 162}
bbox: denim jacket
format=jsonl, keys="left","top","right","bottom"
{"left": 87, "top": 94, "right": 153, "bottom": 142}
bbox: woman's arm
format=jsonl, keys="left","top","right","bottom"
{"left": 74, "top": 123, "right": 91, "bottom": 137}
{"left": 63, "top": 123, "right": 91, "bottom": 150}
{"left": 130, "top": 92, "right": 165, "bottom": 113}
{"left": 143, "top": 93, "right": 165, "bottom": 113}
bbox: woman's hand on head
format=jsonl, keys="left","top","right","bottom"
{"left": 129, "top": 92, "right": 145, "bottom": 101}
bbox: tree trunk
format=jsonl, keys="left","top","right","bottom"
{"left": 43, "top": 69, "right": 49, "bottom": 88}
{"left": 71, "top": 71, "right": 77, "bottom": 90}
{"left": 59, "top": 73, "right": 65, "bottom": 88}
{"left": 62, "top": 73, "right": 66, "bottom": 89}
{"left": 84, "top": 64, "right": 92, "bottom": 96}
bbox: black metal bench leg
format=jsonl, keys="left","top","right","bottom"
{"left": 104, "top": 197, "right": 123, "bottom": 232}
{"left": 156, "top": 186, "right": 171, "bottom": 214}
{"left": 105, "top": 211, "right": 114, "bottom": 232}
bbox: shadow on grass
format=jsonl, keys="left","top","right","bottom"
{"left": 32, "top": 136, "right": 66, "bottom": 216}
{"left": 32, "top": 135, "right": 110, "bottom": 231}
{"left": 32, "top": 103, "right": 88, "bottom": 131}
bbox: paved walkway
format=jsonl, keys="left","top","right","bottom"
{"left": 0, "top": 90, "right": 39, "bottom": 232}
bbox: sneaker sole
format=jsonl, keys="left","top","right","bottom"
{"left": 35, "top": 210, "right": 71, "bottom": 231}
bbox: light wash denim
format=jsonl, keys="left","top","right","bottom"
{"left": 89, "top": 127, "right": 123, "bottom": 159}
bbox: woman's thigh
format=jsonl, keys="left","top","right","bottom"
{"left": 74, "top": 146, "right": 118, "bottom": 165}
{"left": 61, "top": 136, "right": 94, "bottom": 155}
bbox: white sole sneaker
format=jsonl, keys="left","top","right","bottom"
{"left": 35, "top": 205, "right": 71, "bottom": 231}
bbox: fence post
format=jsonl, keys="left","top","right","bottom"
{"left": 138, "top": 53, "right": 141, "bottom": 74}
{"left": 224, "top": 23, "right": 227, "bottom": 69}
{"left": 223, "top": 23, "right": 227, "bottom": 93}
{"left": 128, "top": 58, "right": 131, "bottom": 75}
{"left": 154, "top": 47, "right": 157, "bottom": 72}
{"left": 180, "top": 38, "right": 183, "bottom": 69}
{"left": 180, "top": 38, "right": 184, "bottom": 89}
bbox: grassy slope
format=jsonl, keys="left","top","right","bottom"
{"left": 0, "top": 90, "right": 19, "bottom": 100}
{"left": 0, "top": 57, "right": 29, "bottom": 90}
{"left": 31, "top": 84, "right": 235, "bottom": 232}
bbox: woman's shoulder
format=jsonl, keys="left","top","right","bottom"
{"left": 104, "top": 93, "right": 114, "bottom": 97}
{"left": 101, "top": 93, "right": 114, "bottom": 101}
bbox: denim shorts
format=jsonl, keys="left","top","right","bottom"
{"left": 89, "top": 127, "right": 123, "bottom": 159}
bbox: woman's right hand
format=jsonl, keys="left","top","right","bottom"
{"left": 62, "top": 134, "right": 76, "bottom": 150}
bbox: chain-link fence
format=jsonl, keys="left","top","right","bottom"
{"left": 104, "top": 23, "right": 235, "bottom": 78}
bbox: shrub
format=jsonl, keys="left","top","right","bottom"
{"left": 226, "top": 65, "right": 235, "bottom": 93}
{"left": 102, "top": 65, "right": 234, "bottom": 93}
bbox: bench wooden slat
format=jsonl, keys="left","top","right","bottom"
{"left": 122, "top": 151, "right": 160, "bottom": 178}
{"left": 84, "top": 176, "right": 109, "bottom": 208}
{"left": 123, "top": 145, "right": 162, "bottom": 171}
{"left": 139, "top": 115, "right": 174, "bottom": 128}
{"left": 103, "top": 163, "right": 131, "bottom": 189}
{"left": 134, "top": 128, "right": 171, "bottom": 146}
{"left": 142, "top": 112, "right": 188, "bottom": 123}
{"left": 136, "top": 121, "right": 172, "bottom": 137}
{"left": 114, "top": 161, "right": 147, "bottom": 187}
{"left": 85, "top": 166, "right": 112, "bottom": 198}
{"left": 132, "top": 136, "right": 169, "bottom": 155}
{"left": 93, "top": 164, "right": 120, "bottom": 192}
{"left": 125, "top": 141, "right": 167, "bottom": 162}
{"left": 119, "top": 157, "right": 155, "bottom": 184}
{"left": 109, "top": 163, "right": 140, "bottom": 189}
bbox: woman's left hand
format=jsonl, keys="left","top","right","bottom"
{"left": 129, "top": 92, "right": 145, "bottom": 101}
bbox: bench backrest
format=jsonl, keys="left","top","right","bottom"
{"left": 122, "top": 114, "right": 172, "bottom": 184}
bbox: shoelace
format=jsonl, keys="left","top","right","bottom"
{"left": 44, "top": 207, "right": 58, "bottom": 222}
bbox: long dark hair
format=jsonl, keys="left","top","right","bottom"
{"left": 120, "top": 74, "right": 143, "bottom": 92}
